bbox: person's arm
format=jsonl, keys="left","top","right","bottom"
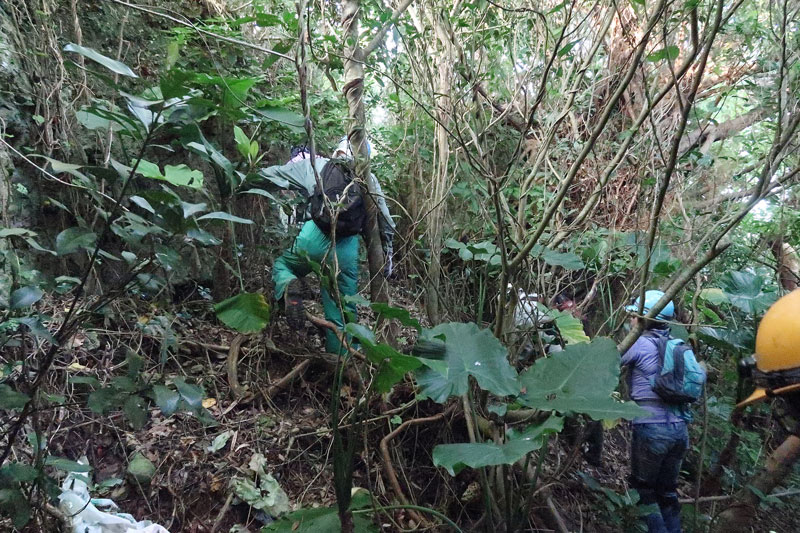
{"left": 367, "top": 174, "right": 396, "bottom": 276}
{"left": 620, "top": 337, "right": 646, "bottom": 367}
{"left": 367, "top": 174, "right": 395, "bottom": 244}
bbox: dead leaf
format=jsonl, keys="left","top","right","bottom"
{"left": 202, "top": 398, "right": 217, "bottom": 409}
{"left": 210, "top": 476, "right": 225, "bottom": 492}
{"left": 64, "top": 334, "right": 85, "bottom": 349}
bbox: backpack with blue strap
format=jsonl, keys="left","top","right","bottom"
{"left": 645, "top": 331, "right": 707, "bottom": 421}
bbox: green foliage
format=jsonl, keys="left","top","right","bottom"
{"left": 370, "top": 302, "right": 421, "bottom": 331}
{"left": 127, "top": 452, "right": 156, "bottom": 483}
{"left": 346, "top": 323, "right": 422, "bottom": 393}
{"left": 531, "top": 244, "right": 585, "bottom": 270}
{"left": 55, "top": 227, "right": 97, "bottom": 256}
{"left": 63, "top": 43, "right": 138, "bottom": 77}
{"left": 717, "top": 270, "right": 777, "bottom": 315}
{"left": 79, "top": 353, "right": 214, "bottom": 429}
{"left": 580, "top": 472, "right": 651, "bottom": 530}
{"left": 552, "top": 310, "right": 590, "bottom": 344}
{"left": 263, "top": 489, "right": 377, "bottom": 532}
{"left": 647, "top": 46, "right": 681, "bottom": 62}
{"left": 134, "top": 161, "right": 204, "bottom": 189}
{"left": 414, "top": 322, "right": 519, "bottom": 403}
{"left": 0, "top": 385, "right": 30, "bottom": 411}
{"left": 3, "top": 2, "right": 795, "bottom": 530}
{"left": 518, "top": 338, "right": 646, "bottom": 421}
{"left": 433, "top": 416, "right": 563, "bottom": 475}
{"left": 9, "top": 286, "right": 42, "bottom": 309}
{"left": 214, "top": 292, "right": 271, "bottom": 333}
{"left": 197, "top": 211, "right": 254, "bottom": 224}
{"left": 44, "top": 456, "right": 91, "bottom": 473}
{"left": 0, "top": 480, "right": 32, "bottom": 528}
{"left": 231, "top": 454, "right": 290, "bottom": 517}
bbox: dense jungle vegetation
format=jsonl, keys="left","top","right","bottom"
{"left": 1, "top": 0, "right": 800, "bottom": 531}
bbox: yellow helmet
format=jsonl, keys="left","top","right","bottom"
{"left": 754, "top": 289, "right": 800, "bottom": 372}
{"left": 737, "top": 289, "right": 800, "bottom": 408}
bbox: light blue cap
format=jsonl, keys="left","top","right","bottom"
{"left": 625, "top": 290, "right": 674, "bottom": 321}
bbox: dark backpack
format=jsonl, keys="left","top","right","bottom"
{"left": 646, "top": 331, "right": 706, "bottom": 405}
{"left": 310, "top": 159, "right": 366, "bottom": 238}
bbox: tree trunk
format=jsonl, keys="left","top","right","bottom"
{"left": 341, "top": 0, "right": 389, "bottom": 306}
{"left": 424, "top": 7, "right": 455, "bottom": 325}
{"left": 771, "top": 238, "right": 799, "bottom": 291}
{"left": 712, "top": 435, "right": 800, "bottom": 533}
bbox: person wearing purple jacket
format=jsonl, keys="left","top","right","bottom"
{"left": 621, "top": 290, "right": 687, "bottom": 533}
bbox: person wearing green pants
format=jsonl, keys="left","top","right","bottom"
{"left": 258, "top": 138, "right": 395, "bottom": 354}
{"left": 272, "top": 219, "right": 359, "bottom": 353}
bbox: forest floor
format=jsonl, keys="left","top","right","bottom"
{"left": 6, "top": 281, "right": 800, "bottom": 532}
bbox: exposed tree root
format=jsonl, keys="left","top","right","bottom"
{"left": 379, "top": 404, "right": 458, "bottom": 526}
{"left": 263, "top": 359, "right": 312, "bottom": 400}
{"left": 226, "top": 334, "right": 250, "bottom": 400}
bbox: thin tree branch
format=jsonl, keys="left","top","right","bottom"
{"left": 108, "top": 0, "right": 293, "bottom": 62}
{"left": 364, "top": 0, "right": 415, "bottom": 58}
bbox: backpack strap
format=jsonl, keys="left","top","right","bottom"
{"left": 644, "top": 330, "right": 669, "bottom": 369}
{"left": 671, "top": 343, "right": 689, "bottom": 383}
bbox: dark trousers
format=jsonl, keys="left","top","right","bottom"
{"left": 630, "top": 422, "right": 688, "bottom": 533}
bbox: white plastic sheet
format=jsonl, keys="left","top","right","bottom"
{"left": 59, "top": 458, "right": 170, "bottom": 533}
{"left": 511, "top": 286, "right": 553, "bottom": 328}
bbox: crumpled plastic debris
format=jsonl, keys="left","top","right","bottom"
{"left": 511, "top": 286, "right": 554, "bottom": 327}
{"left": 59, "top": 457, "right": 170, "bottom": 533}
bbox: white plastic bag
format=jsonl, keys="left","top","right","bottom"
{"left": 511, "top": 286, "right": 553, "bottom": 328}
{"left": 59, "top": 458, "right": 170, "bottom": 533}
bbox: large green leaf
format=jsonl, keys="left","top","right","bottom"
{"left": 415, "top": 322, "right": 519, "bottom": 403}
{"left": 697, "top": 326, "right": 754, "bottom": 353}
{"left": 127, "top": 452, "right": 155, "bottom": 483}
{"left": 532, "top": 244, "right": 585, "bottom": 270}
{"left": 518, "top": 338, "right": 646, "bottom": 421}
{"left": 699, "top": 288, "right": 728, "bottom": 306}
{"left": 0, "top": 228, "right": 37, "bottom": 238}
{"left": 444, "top": 239, "right": 502, "bottom": 265}
{"left": 10, "top": 287, "right": 43, "bottom": 309}
{"left": 0, "top": 463, "right": 39, "bottom": 483}
{"left": 433, "top": 416, "right": 563, "bottom": 475}
{"left": 64, "top": 43, "right": 137, "bottom": 77}
{"left": 370, "top": 302, "right": 421, "bottom": 331}
{"left": 553, "top": 310, "right": 590, "bottom": 344}
{"left": 253, "top": 105, "right": 305, "bottom": 133}
{"left": 151, "top": 385, "right": 180, "bottom": 416}
{"left": 647, "top": 45, "right": 680, "bottom": 62}
{"left": 134, "top": 160, "right": 204, "bottom": 189}
{"left": 173, "top": 378, "right": 204, "bottom": 409}
{"left": 214, "top": 292, "right": 271, "bottom": 333}
{"left": 45, "top": 456, "right": 91, "bottom": 473}
{"left": 718, "top": 271, "right": 777, "bottom": 315}
{"left": 55, "top": 227, "right": 97, "bottom": 255}
{"left": 123, "top": 395, "right": 147, "bottom": 430}
{"left": 345, "top": 323, "right": 421, "bottom": 392}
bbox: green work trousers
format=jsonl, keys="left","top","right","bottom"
{"left": 272, "top": 220, "right": 359, "bottom": 354}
